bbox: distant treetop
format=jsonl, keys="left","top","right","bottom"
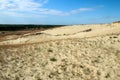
{"left": 113, "top": 21, "right": 120, "bottom": 23}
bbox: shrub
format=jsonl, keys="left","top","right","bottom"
{"left": 50, "top": 58, "right": 57, "bottom": 62}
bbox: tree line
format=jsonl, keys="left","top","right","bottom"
{"left": 0, "top": 24, "right": 65, "bottom": 31}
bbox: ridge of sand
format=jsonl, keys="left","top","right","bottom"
{"left": 0, "top": 23, "right": 120, "bottom": 80}
{"left": 0, "top": 24, "right": 120, "bottom": 46}
{"left": 0, "top": 33, "right": 120, "bottom": 80}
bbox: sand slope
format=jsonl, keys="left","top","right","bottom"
{"left": 0, "top": 24, "right": 120, "bottom": 45}
{"left": 0, "top": 34, "right": 120, "bottom": 80}
{"left": 0, "top": 23, "right": 120, "bottom": 80}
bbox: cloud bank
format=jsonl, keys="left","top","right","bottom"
{"left": 0, "top": 0, "right": 100, "bottom": 17}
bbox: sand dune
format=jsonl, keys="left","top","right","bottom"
{"left": 0, "top": 23, "right": 120, "bottom": 45}
{"left": 0, "top": 23, "right": 120, "bottom": 80}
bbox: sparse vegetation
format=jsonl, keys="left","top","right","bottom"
{"left": 50, "top": 57, "right": 57, "bottom": 62}
{"left": 0, "top": 24, "right": 120, "bottom": 80}
{"left": 48, "top": 49, "right": 53, "bottom": 52}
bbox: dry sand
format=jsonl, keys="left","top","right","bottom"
{"left": 0, "top": 23, "right": 120, "bottom": 45}
{"left": 0, "top": 23, "right": 120, "bottom": 80}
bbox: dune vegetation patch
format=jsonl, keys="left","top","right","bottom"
{"left": 0, "top": 33, "right": 120, "bottom": 80}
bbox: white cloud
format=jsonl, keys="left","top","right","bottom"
{"left": 0, "top": 0, "right": 101, "bottom": 17}
{"left": 1, "top": 11, "right": 46, "bottom": 18}
{"left": 70, "top": 8, "right": 94, "bottom": 14}
{"left": 79, "top": 8, "right": 94, "bottom": 11}
{"left": 0, "top": 0, "right": 44, "bottom": 11}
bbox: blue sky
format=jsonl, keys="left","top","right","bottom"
{"left": 0, "top": 0, "right": 120, "bottom": 25}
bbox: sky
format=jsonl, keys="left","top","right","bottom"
{"left": 0, "top": 0, "right": 120, "bottom": 25}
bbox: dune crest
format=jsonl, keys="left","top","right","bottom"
{"left": 0, "top": 23, "right": 120, "bottom": 46}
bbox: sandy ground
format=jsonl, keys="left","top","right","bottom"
{"left": 0, "top": 23, "right": 120, "bottom": 80}
{"left": 0, "top": 23, "right": 120, "bottom": 46}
